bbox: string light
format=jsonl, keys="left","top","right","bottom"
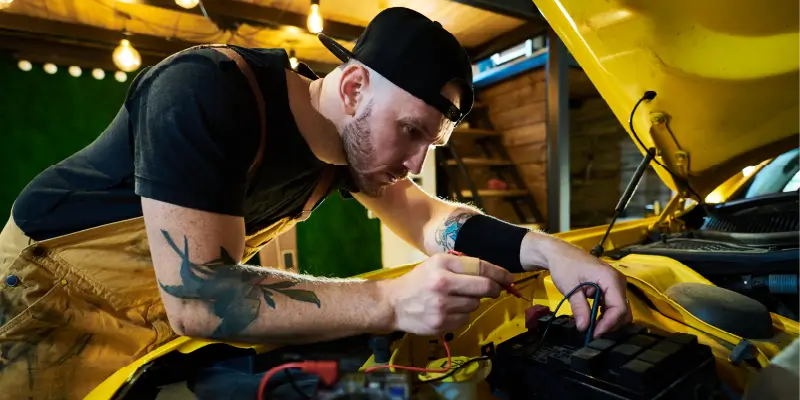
{"left": 114, "top": 71, "right": 128, "bottom": 83}
{"left": 0, "top": 0, "right": 13, "bottom": 10}
{"left": 68, "top": 66, "right": 82, "bottom": 77}
{"left": 17, "top": 60, "right": 32, "bottom": 71}
{"left": 174, "top": 0, "right": 199, "bottom": 9}
{"left": 92, "top": 68, "right": 106, "bottom": 80}
{"left": 43, "top": 63, "right": 58, "bottom": 74}
{"left": 112, "top": 39, "right": 141, "bottom": 72}
{"left": 289, "top": 49, "right": 299, "bottom": 69}
{"left": 307, "top": 0, "right": 323, "bottom": 34}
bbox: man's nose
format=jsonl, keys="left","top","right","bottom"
{"left": 404, "top": 145, "right": 429, "bottom": 175}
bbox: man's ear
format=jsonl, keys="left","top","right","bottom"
{"left": 338, "top": 64, "right": 370, "bottom": 116}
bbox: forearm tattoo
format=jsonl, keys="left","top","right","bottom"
{"left": 158, "top": 230, "right": 320, "bottom": 338}
{"left": 434, "top": 211, "right": 476, "bottom": 251}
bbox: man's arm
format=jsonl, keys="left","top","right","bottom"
{"left": 142, "top": 198, "right": 394, "bottom": 343}
{"left": 353, "top": 178, "right": 482, "bottom": 255}
{"left": 142, "top": 197, "right": 513, "bottom": 342}
{"left": 354, "top": 179, "right": 632, "bottom": 337}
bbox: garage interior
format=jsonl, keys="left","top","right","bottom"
{"left": 0, "top": 0, "right": 797, "bottom": 399}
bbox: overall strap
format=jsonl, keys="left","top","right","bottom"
{"left": 299, "top": 165, "right": 337, "bottom": 221}
{"left": 207, "top": 46, "right": 267, "bottom": 176}
{"left": 206, "top": 45, "right": 336, "bottom": 220}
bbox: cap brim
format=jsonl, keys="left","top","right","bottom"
{"left": 318, "top": 33, "right": 355, "bottom": 63}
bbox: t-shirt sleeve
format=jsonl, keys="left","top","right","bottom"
{"left": 129, "top": 49, "right": 261, "bottom": 216}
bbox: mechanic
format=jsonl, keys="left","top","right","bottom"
{"left": 0, "top": 7, "right": 630, "bottom": 399}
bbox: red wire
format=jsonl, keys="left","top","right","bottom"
{"left": 257, "top": 337, "right": 452, "bottom": 398}
{"left": 363, "top": 335, "right": 452, "bottom": 373}
{"left": 257, "top": 362, "right": 305, "bottom": 400}
{"left": 257, "top": 361, "right": 338, "bottom": 400}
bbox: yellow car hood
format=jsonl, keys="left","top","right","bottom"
{"left": 533, "top": 0, "right": 799, "bottom": 197}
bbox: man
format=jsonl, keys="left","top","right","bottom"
{"left": 0, "top": 7, "right": 630, "bottom": 399}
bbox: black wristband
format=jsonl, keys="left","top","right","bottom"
{"left": 453, "top": 214, "right": 528, "bottom": 273}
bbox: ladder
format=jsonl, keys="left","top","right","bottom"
{"left": 437, "top": 104, "right": 545, "bottom": 225}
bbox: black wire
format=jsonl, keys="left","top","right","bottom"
{"left": 539, "top": 282, "right": 602, "bottom": 347}
{"left": 418, "top": 283, "right": 601, "bottom": 388}
{"left": 629, "top": 92, "right": 704, "bottom": 201}
{"left": 418, "top": 356, "right": 492, "bottom": 384}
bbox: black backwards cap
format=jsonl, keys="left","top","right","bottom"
{"left": 318, "top": 7, "right": 474, "bottom": 126}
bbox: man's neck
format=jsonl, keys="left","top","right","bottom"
{"left": 284, "top": 70, "right": 347, "bottom": 165}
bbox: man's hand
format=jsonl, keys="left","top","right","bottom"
{"left": 523, "top": 233, "right": 632, "bottom": 338}
{"left": 381, "top": 253, "right": 513, "bottom": 336}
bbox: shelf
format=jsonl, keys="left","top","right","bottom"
{"left": 446, "top": 158, "right": 515, "bottom": 166}
{"left": 460, "top": 189, "right": 529, "bottom": 198}
{"left": 452, "top": 128, "right": 502, "bottom": 137}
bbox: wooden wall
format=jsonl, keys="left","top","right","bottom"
{"left": 478, "top": 69, "right": 549, "bottom": 220}
{"left": 473, "top": 66, "right": 670, "bottom": 229}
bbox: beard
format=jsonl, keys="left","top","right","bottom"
{"left": 341, "top": 100, "right": 386, "bottom": 198}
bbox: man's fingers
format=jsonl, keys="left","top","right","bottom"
{"left": 593, "top": 305, "right": 628, "bottom": 337}
{"left": 446, "top": 297, "right": 482, "bottom": 313}
{"left": 442, "top": 255, "right": 513, "bottom": 287}
{"left": 592, "top": 282, "right": 631, "bottom": 337}
{"left": 446, "top": 274, "right": 502, "bottom": 298}
{"left": 567, "top": 290, "right": 592, "bottom": 331}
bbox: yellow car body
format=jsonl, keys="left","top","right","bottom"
{"left": 88, "top": 0, "right": 799, "bottom": 398}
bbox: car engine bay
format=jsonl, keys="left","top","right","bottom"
{"left": 611, "top": 191, "right": 799, "bottom": 320}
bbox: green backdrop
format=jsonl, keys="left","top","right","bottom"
{"left": 0, "top": 53, "right": 381, "bottom": 277}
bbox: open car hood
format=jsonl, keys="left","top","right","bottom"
{"left": 533, "top": 0, "right": 799, "bottom": 198}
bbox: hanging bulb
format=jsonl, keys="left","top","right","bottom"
{"left": 68, "top": 66, "right": 82, "bottom": 77}
{"left": 92, "top": 68, "right": 105, "bottom": 80}
{"left": 307, "top": 0, "right": 323, "bottom": 34}
{"left": 289, "top": 50, "right": 299, "bottom": 69}
{"left": 112, "top": 39, "right": 141, "bottom": 72}
{"left": 0, "top": 0, "right": 13, "bottom": 11}
{"left": 43, "top": 63, "right": 58, "bottom": 74}
{"left": 17, "top": 60, "right": 32, "bottom": 72}
{"left": 115, "top": 71, "right": 128, "bottom": 83}
{"left": 174, "top": 0, "right": 199, "bottom": 9}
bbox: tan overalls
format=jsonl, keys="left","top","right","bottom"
{"left": 0, "top": 45, "right": 336, "bottom": 399}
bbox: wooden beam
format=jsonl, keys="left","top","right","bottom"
{"left": 467, "top": 20, "right": 548, "bottom": 61}
{"left": 0, "top": 13, "right": 193, "bottom": 54}
{"left": 0, "top": 14, "right": 338, "bottom": 74}
{"left": 447, "top": 0, "right": 541, "bottom": 20}
{"left": 128, "top": 0, "right": 364, "bottom": 42}
{"left": 0, "top": 35, "right": 164, "bottom": 71}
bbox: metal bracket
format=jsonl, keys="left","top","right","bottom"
{"left": 650, "top": 196, "right": 688, "bottom": 233}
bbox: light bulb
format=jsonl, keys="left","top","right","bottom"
{"left": 112, "top": 39, "right": 141, "bottom": 72}
{"left": 290, "top": 56, "right": 299, "bottom": 69}
{"left": 92, "top": 68, "right": 105, "bottom": 80}
{"left": 68, "top": 66, "right": 82, "bottom": 77}
{"left": 43, "top": 63, "right": 58, "bottom": 74}
{"left": 174, "top": 0, "right": 199, "bottom": 9}
{"left": 115, "top": 71, "right": 128, "bottom": 83}
{"left": 17, "top": 60, "right": 32, "bottom": 71}
{"left": 0, "top": 0, "right": 13, "bottom": 10}
{"left": 307, "top": 2, "right": 323, "bottom": 34}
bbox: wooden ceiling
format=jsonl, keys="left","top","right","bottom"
{"left": 0, "top": 0, "right": 547, "bottom": 73}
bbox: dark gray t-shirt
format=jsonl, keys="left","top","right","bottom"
{"left": 13, "top": 45, "right": 354, "bottom": 240}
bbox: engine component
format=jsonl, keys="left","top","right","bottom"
{"left": 769, "top": 274, "right": 799, "bottom": 294}
{"left": 313, "top": 371, "right": 411, "bottom": 400}
{"left": 488, "top": 316, "right": 723, "bottom": 399}
{"left": 665, "top": 282, "right": 774, "bottom": 339}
